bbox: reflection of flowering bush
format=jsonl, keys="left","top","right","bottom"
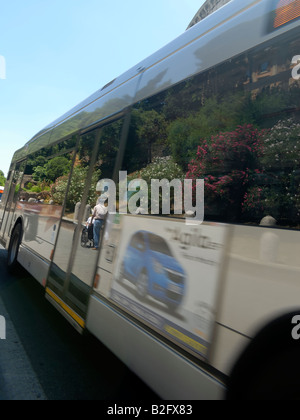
{"left": 184, "top": 118, "right": 300, "bottom": 225}
{"left": 258, "top": 118, "right": 300, "bottom": 223}
{"left": 242, "top": 186, "right": 264, "bottom": 216}
{"left": 186, "top": 125, "right": 266, "bottom": 218}
{"left": 132, "top": 156, "right": 184, "bottom": 214}
{"left": 261, "top": 118, "right": 300, "bottom": 170}
{"left": 51, "top": 175, "right": 68, "bottom": 206}
{"left": 242, "top": 183, "right": 300, "bottom": 221}
{"left": 51, "top": 167, "right": 101, "bottom": 211}
{"left": 138, "top": 156, "right": 184, "bottom": 183}
{"left": 242, "top": 186, "right": 283, "bottom": 218}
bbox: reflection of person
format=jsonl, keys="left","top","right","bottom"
{"left": 96, "top": 189, "right": 109, "bottom": 205}
{"left": 90, "top": 198, "right": 108, "bottom": 250}
{"left": 86, "top": 216, "right": 93, "bottom": 228}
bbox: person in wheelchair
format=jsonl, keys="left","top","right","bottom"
{"left": 81, "top": 216, "right": 94, "bottom": 248}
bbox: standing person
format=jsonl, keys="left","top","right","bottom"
{"left": 90, "top": 197, "right": 108, "bottom": 250}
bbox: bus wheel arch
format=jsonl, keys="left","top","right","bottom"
{"left": 7, "top": 219, "right": 23, "bottom": 273}
{"left": 226, "top": 311, "right": 300, "bottom": 400}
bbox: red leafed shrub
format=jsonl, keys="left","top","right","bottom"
{"left": 186, "top": 124, "right": 266, "bottom": 220}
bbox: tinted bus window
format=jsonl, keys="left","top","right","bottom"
{"left": 122, "top": 27, "right": 300, "bottom": 229}
{"left": 16, "top": 136, "right": 78, "bottom": 263}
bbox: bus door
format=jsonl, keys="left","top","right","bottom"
{"left": 0, "top": 161, "right": 26, "bottom": 245}
{"left": 46, "top": 120, "right": 122, "bottom": 330}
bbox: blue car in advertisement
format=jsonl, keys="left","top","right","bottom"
{"left": 119, "top": 230, "right": 186, "bottom": 311}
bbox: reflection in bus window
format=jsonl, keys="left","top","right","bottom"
{"left": 67, "top": 122, "right": 122, "bottom": 312}
{"left": 121, "top": 28, "right": 300, "bottom": 229}
{"left": 17, "top": 136, "right": 78, "bottom": 262}
{"left": 48, "top": 121, "right": 122, "bottom": 318}
{"left": 0, "top": 161, "right": 26, "bottom": 242}
{"left": 0, "top": 169, "right": 13, "bottom": 227}
{"left": 2, "top": 1, "right": 300, "bottom": 400}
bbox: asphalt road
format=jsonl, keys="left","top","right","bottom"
{"left": 0, "top": 246, "right": 159, "bottom": 401}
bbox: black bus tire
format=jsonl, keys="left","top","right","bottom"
{"left": 227, "top": 312, "right": 300, "bottom": 400}
{"left": 7, "top": 223, "right": 23, "bottom": 273}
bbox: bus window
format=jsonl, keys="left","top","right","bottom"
{"left": 0, "top": 169, "right": 13, "bottom": 230}
{"left": 0, "top": 161, "right": 26, "bottom": 243}
{"left": 120, "top": 27, "right": 300, "bottom": 229}
{"left": 17, "top": 135, "right": 78, "bottom": 267}
{"left": 47, "top": 120, "right": 122, "bottom": 320}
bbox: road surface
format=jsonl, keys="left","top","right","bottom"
{"left": 0, "top": 246, "right": 159, "bottom": 401}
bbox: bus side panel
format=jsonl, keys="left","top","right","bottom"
{"left": 16, "top": 202, "right": 62, "bottom": 265}
{"left": 86, "top": 294, "right": 225, "bottom": 400}
{"left": 211, "top": 225, "right": 300, "bottom": 375}
{"left": 17, "top": 245, "right": 50, "bottom": 285}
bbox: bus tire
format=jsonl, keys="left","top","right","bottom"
{"left": 226, "top": 312, "right": 300, "bottom": 400}
{"left": 239, "top": 345, "right": 300, "bottom": 400}
{"left": 7, "top": 222, "right": 23, "bottom": 273}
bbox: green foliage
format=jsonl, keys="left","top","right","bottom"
{"left": 253, "top": 85, "right": 300, "bottom": 127}
{"left": 185, "top": 116, "right": 300, "bottom": 225}
{"left": 130, "top": 156, "right": 184, "bottom": 215}
{"left": 261, "top": 118, "right": 300, "bottom": 171}
{"left": 51, "top": 166, "right": 101, "bottom": 211}
{"left": 97, "top": 120, "right": 123, "bottom": 178}
{"left": 138, "top": 156, "right": 184, "bottom": 184}
{"left": 135, "top": 109, "right": 167, "bottom": 163}
{"left": 186, "top": 124, "right": 266, "bottom": 221}
{"left": 30, "top": 185, "right": 42, "bottom": 193}
{"left": 167, "top": 93, "right": 256, "bottom": 171}
{"left": 243, "top": 118, "right": 300, "bottom": 222}
{"left": 33, "top": 156, "right": 71, "bottom": 183}
{"left": 0, "top": 170, "right": 6, "bottom": 186}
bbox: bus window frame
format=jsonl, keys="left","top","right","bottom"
{"left": 46, "top": 113, "right": 129, "bottom": 319}
{"left": 0, "top": 159, "right": 27, "bottom": 243}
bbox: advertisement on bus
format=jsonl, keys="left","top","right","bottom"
{"left": 109, "top": 215, "right": 227, "bottom": 359}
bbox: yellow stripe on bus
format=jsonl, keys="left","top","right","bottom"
{"left": 164, "top": 325, "right": 207, "bottom": 354}
{"left": 46, "top": 287, "right": 85, "bottom": 329}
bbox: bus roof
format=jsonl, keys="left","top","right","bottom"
{"left": 12, "top": 0, "right": 300, "bottom": 163}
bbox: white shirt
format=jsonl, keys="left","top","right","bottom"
{"left": 93, "top": 202, "right": 108, "bottom": 220}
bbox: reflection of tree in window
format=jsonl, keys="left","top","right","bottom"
{"left": 120, "top": 27, "right": 300, "bottom": 228}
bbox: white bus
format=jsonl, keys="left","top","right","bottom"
{"left": 1, "top": 0, "right": 300, "bottom": 400}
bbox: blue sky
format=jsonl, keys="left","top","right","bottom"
{"left": 0, "top": 0, "right": 205, "bottom": 177}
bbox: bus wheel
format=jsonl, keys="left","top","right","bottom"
{"left": 227, "top": 312, "right": 300, "bottom": 400}
{"left": 239, "top": 345, "right": 300, "bottom": 400}
{"left": 7, "top": 223, "right": 22, "bottom": 273}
